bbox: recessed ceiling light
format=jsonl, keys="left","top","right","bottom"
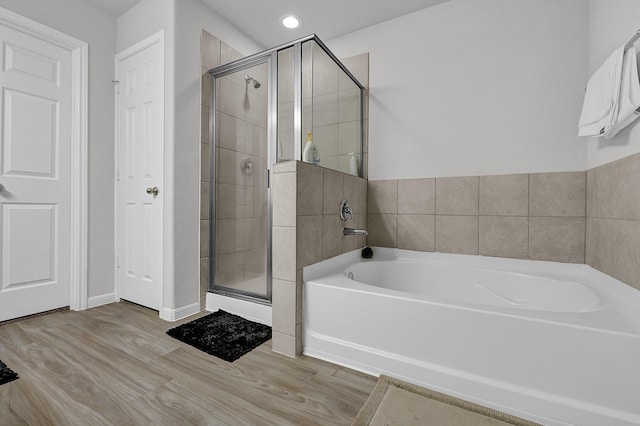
{"left": 280, "top": 14, "right": 302, "bottom": 29}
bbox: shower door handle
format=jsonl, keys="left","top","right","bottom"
{"left": 146, "top": 186, "right": 159, "bottom": 196}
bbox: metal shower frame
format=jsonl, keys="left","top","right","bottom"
{"left": 207, "top": 34, "right": 365, "bottom": 304}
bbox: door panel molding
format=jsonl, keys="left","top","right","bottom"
{"left": 0, "top": 6, "right": 88, "bottom": 313}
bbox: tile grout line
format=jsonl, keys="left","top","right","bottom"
{"left": 477, "top": 176, "right": 480, "bottom": 255}
{"left": 527, "top": 173, "right": 531, "bottom": 260}
{"left": 434, "top": 178, "right": 438, "bottom": 251}
{"left": 395, "top": 179, "right": 399, "bottom": 248}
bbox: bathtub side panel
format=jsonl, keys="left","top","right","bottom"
{"left": 303, "top": 279, "right": 640, "bottom": 426}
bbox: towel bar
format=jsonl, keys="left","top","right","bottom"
{"left": 624, "top": 29, "right": 640, "bottom": 52}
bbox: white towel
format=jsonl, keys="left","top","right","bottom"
{"left": 604, "top": 46, "right": 640, "bottom": 139}
{"left": 578, "top": 45, "right": 625, "bottom": 137}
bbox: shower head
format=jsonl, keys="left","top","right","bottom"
{"left": 245, "top": 75, "right": 261, "bottom": 89}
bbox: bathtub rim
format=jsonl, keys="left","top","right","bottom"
{"left": 303, "top": 247, "right": 640, "bottom": 334}
{"left": 307, "top": 247, "right": 609, "bottom": 284}
{"left": 343, "top": 258, "right": 605, "bottom": 314}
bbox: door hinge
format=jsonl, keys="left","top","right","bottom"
{"left": 267, "top": 169, "right": 270, "bottom": 188}
{"left": 117, "top": 256, "right": 120, "bottom": 269}
{"left": 112, "top": 80, "right": 120, "bottom": 94}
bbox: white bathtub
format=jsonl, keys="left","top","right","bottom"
{"left": 303, "top": 248, "right": 640, "bottom": 426}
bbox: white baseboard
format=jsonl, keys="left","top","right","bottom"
{"left": 206, "top": 293, "right": 272, "bottom": 326}
{"left": 87, "top": 292, "right": 117, "bottom": 309}
{"left": 160, "top": 302, "right": 201, "bottom": 322}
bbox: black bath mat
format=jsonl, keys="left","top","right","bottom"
{"left": 0, "top": 360, "right": 19, "bottom": 386}
{"left": 166, "top": 310, "right": 271, "bottom": 362}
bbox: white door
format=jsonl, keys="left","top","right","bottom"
{"left": 116, "top": 32, "right": 164, "bottom": 311}
{"left": 0, "top": 21, "right": 72, "bottom": 321}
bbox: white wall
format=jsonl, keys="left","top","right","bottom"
{"left": 118, "top": 0, "right": 261, "bottom": 311}
{"left": 586, "top": 0, "right": 640, "bottom": 169}
{"left": 0, "top": 0, "right": 117, "bottom": 299}
{"left": 116, "top": 0, "right": 174, "bottom": 52}
{"left": 328, "top": 0, "right": 589, "bottom": 180}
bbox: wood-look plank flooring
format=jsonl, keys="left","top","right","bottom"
{"left": 0, "top": 302, "right": 376, "bottom": 425}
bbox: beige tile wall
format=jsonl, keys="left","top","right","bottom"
{"left": 586, "top": 152, "right": 640, "bottom": 290}
{"left": 271, "top": 161, "right": 367, "bottom": 357}
{"left": 201, "top": 31, "right": 269, "bottom": 307}
{"left": 278, "top": 47, "right": 370, "bottom": 175}
{"left": 214, "top": 59, "right": 269, "bottom": 294}
{"left": 368, "top": 172, "right": 586, "bottom": 263}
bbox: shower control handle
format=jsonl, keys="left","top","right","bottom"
{"left": 340, "top": 199, "right": 353, "bottom": 222}
{"left": 146, "top": 186, "right": 159, "bottom": 196}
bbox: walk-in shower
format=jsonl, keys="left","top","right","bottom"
{"left": 207, "top": 35, "right": 364, "bottom": 303}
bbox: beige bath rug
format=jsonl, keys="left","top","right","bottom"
{"left": 352, "top": 375, "right": 541, "bottom": 426}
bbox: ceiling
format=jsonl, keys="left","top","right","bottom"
{"left": 198, "top": 0, "right": 450, "bottom": 48}
{"left": 84, "top": 0, "right": 449, "bottom": 48}
{"left": 82, "top": 0, "right": 141, "bottom": 16}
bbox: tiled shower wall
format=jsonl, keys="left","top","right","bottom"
{"left": 271, "top": 161, "right": 367, "bottom": 356}
{"left": 214, "top": 65, "right": 268, "bottom": 295}
{"left": 200, "top": 31, "right": 249, "bottom": 308}
{"left": 304, "top": 49, "right": 368, "bottom": 174}
{"left": 367, "top": 172, "right": 587, "bottom": 263}
{"left": 586, "top": 152, "right": 640, "bottom": 290}
{"left": 278, "top": 49, "right": 370, "bottom": 178}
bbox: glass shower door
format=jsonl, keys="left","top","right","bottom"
{"left": 211, "top": 60, "right": 271, "bottom": 301}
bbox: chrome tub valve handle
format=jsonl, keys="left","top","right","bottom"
{"left": 340, "top": 199, "right": 353, "bottom": 222}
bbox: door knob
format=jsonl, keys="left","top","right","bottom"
{"left": 146, "top": 186, "right": 159, "bottom": 196}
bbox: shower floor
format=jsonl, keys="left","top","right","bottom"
{"left": 216, "top": 273, "right": 268, "bottom": 297}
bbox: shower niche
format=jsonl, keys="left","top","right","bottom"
{"left": 207, "top": 35, "right": 366, "bottom": 303}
